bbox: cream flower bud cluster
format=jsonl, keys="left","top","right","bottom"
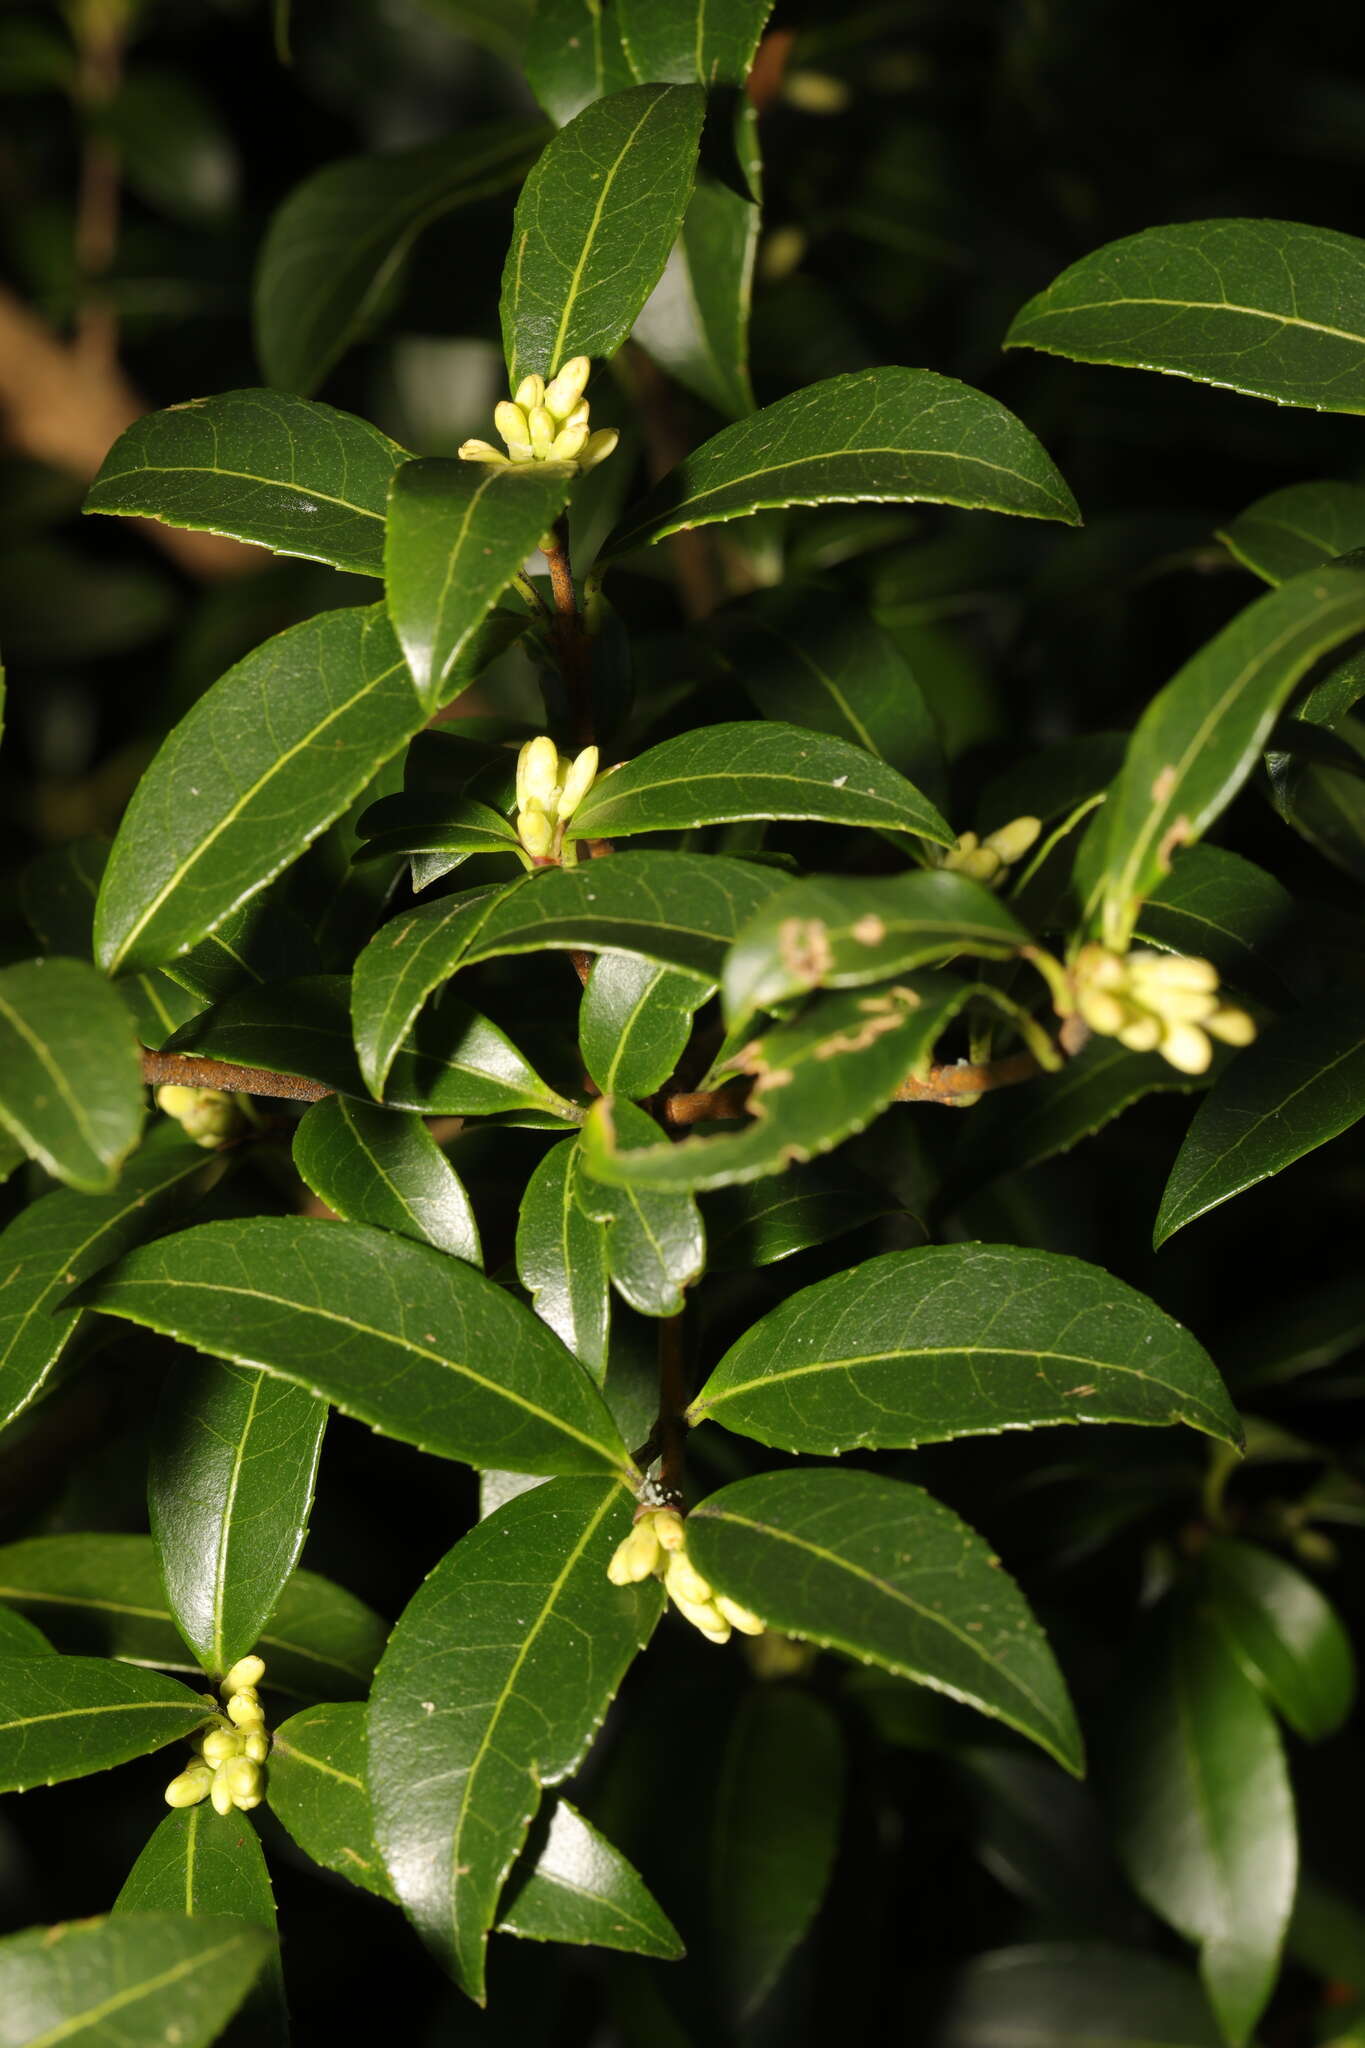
{"left": 163, "top": 1655, "right": 270, "bottom": 1815}
{"left": 154, "top": 1085, "right": 242, "bottom": 1149}
{"left": 458, "top": 357, "right": 619, "bottom": 475}
{"left": 1071, "top": 944, "right": 1256, "bottom": 1075}
{"left": 939, "top": 815, "right": 1040, "bottom": 888}
{"left": 515, "top": 734, "right": 599, "bottom": 858}
{"left": 607, "top": 1508, "right": 765, "bottom": 1646}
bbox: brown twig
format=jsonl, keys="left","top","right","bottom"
{"left": 141, "top": 1050, "right": 330, "bottom": 1102}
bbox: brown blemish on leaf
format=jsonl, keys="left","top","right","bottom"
{"left": 814, "top": 989, "right": 915, "bottom": 1060}
{"left": 851, "top": 914, "right": 885, "bottom": 945}
{"left": 777, "top": 915, "right": 833, "bottom": 987}
{"left": 751, "top": 1066, "right": 794, "bottom": 1096}
{"left": 1156, "top": 813, "right": 1191, "bottom": 872}
{"left": 1151, "top": 765, "right": 1177, "bottom": 805}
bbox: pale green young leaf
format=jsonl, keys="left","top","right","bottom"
{"left": 82, "top": 1217, "right": 634, "bottom": 1478}
{"left": 687, "top": 1468, "right": 1082, "bottom": 1772}
{"left": 85, "top": 391, "right": 410, "bottom": 576}
{"left": 576, "top": 1100, "right": 705, "bottom": 1314}
{"left": 1217, "top": 480, "right": 1365, "bottom": 585}
{"left": 499, "top": 1799, "right": 684, "bottom": 1958}
{"left": 293, "top": 1094, "right": 482, "bottom": 1264}
{"left": 255, "top": 126, "right": 546, "bottom": 395}
{"left": 369, "top": 1477, "right": 660, "bottom": 2000}
{"left": 1199, "top": 1538, "right": 1355, "bottom": 1742}
{"left": 579, "top": 952, "right": 709, "bottom": 1099}
{"left": 0, "top": 958, "right": 143, "bottom": 1193}
{"left": 0, "top": 1914, "right": 270, "bottom": 2048}
{"left": 0, "top": 1656, "right": 208, "bottom": 1791}
{"left": 516, "top": 1134, "right": 611, "bottom": 1379}
{"left": 689, "top": 1242, "right": 1241, "bottom": 1450}
{"left": 601, "top": 368, "right": 1080, "bottom": 559}
{"left": 501, "top": 83, "right": 706, "bottom": 385}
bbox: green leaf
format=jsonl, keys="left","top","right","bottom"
{"left": 0, "top": 1914, "right": 270, "bottom": 2048}
{"left": 701, "top": 1160, "right": 894, "bottom": 1269}
{"left": 1198, "top": 1538, "right": 1355, "bottom": 1742}
{"left": 931, "top": 1945, "right": 1223, "bottom": 2048}
{"left": 0, "top": 958, "right": 143, "bottom": 1193}
{"left": 94, "top": 605, "right": 424, "bottom": 977}
{"left": 82, "top": 1216, "right": 634, "bottom": 1478}
{"left": 351, "top": 795, "right": 520, "bottom": 864}
{"left": 498, "top": 1798, "right": 684, "bottom": 1958}
{"left": 293, "top": 1094, "right": 482, "bottom": 1264}
{"left": 269, "top": 1700, "right": 396, "bottom": 1902}
{"left": 687, "top": 1468, "right": 1082, "bottom": 1772}
{"left": 583, "top": 975, "right": 977, "bottom": 1193}
{"left": 524, "top": 0, "right": 633, "bottom": 126}
{"left": 148, "top": 1360, "right": 328, "bottom": 1674}
{"left": 690, "top": 1241, "right": 1241, "bottom": 1450}
{"left": 20, "top": 838, "right": 203, "bottom": 1049}
{"left": 167, "top": 972, "right": 572, "bottom": 1122}
{"left": 711, "top": 1689, "right": 843, "bottom": 2017}
{"left": 1134, "top": 843, "right": 1299, "bottom": 1005}
{"left": 569, "top": 721, "right": 952, "bottom": 844}
{"left": 0, "top": 1536, "right": 385, "bottom": 1699}
{"left": 1267, "top": 730, "right": 1365, "bottom": 884}
{"left": 617, "top": 0, "right": 772, "bottom": 85}
{"left": 1217, "top": 480, "right": 1365, "bottom": 585}
{"left": 1074, "top": 556, "right": 1365, "bottom": 947}
{"left": 0, "top": 1609, "right": 52, "bottom": 1656}
{"left": 386, "top": 457, "right": 572, "bottom": 710}
{"left": 500, "top": 83, "right": 706, "bottom": 385}
{"left": 516, "top": 1135, "right": 611, "bottom": 1378}
{"left": 711, "top": 587, "right": 947, "bottom": 803}
{"left": 1006, "top": 219, "right": 1365, "bottom": 414}
{"left": 579, "top": 952, "right": 709, "bottom": 1099}
{"left": 1154, "top": 1000, "right": 1365, "bottom": 1244}
{"left": 115, "top": 1809, "right": 286, "bottom": 2048}
{"left": 0, "top": 1127, "right": 212, "bottom": 1433}
{"left": 368, "top": 1476, "right": 660, "bottom": 2000}
{"left": 349, "top": 881, "right": 527, "bottom": 1098}
{"left": 721, "top": 868, "right": 1027, "bottom": 1032}
{"left": 255, "top": 125, "right": 546, "bottom": 395}
{"left": 0, "top": 1655, "right": 207, "bottom": 1790}
{"left": 85, "top": 391, "right": 410, "bottom": 576}
{"left": 1108, "top": 1606, "right": 1295, "bottom": 2045}
{"left": 601, "top": 368, "right": 1080, "bottom": 559}
{"left": 576, "top": 1100, "right": 705, "bottom": 1314}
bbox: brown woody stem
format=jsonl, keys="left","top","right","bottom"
{"left": 141, "top": 1050, "right": 330, "bottom": 1103}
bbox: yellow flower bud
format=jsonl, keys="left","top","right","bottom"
{"left": 244, "top": 1729, "right": 271, "bottom": 1764}
{"left": 514, "top": 373, "right": 545, "bottom": 411}
{"left": 220, "top": 1756, "right": 265, "bottom": 1811}
{"left": 155, "top": 1085, "right": 240, "bottom": 1148}
{"left": 607, "top": 1517, "right": 661, "bottom": 1585}
{"left": 517, "top": 802, "right": 555, "bottom": 859}
{"left": 1074, "top": 944, "right": 1125, "bottom": 990}
{"left": 519, "top": 735, "right": 561, "bottom": 810}
{"left": 664, "top": 1551, "right": 715, "bottom": 1607}
{"left": 668, "top": 1580, "right": 732, "bottom": 1643}
{"left": 1151, "top": 987, "right": 1219, "bottom": 1026}
{"left": 561, "top": 399, "right": 590, "bottom": 433}
{"left": 494, "top": 400, "right": 532, "bottom": 460}
{"left": 223, "top": 1655, "right": 266, "bottom": 1693}
{"left": 457, "top": 438, "right": 509, "bottom": 466}
{"left": 714, "top": 1594, "right": 765, "bottom": 1636}
{"left": 982, "top": 815, "right": 1041, "bottom": 867}
{"left": 210, "top": 1763, "right": 236, "bottom": 1816}
{"left": 164, "top": 1763, "right": 213, "bottom": 1808}
{"left": 557, "top": 745, "right": 599, "bottom": 818}
{"left": 579, "top": 427, "right": 619, "bottom": 472}
{"left": 549, "top": 423, "right": 589, "bottom": 463}
{"left": 1158, "top": 1021, "right": 1212, "bottom": 1074}
{"left": 527, "top": 404, "right": 556, "bottom": 458}
{"left": 1125, "top": 951, "right": 1219, "bottom": 995}
{"left": 225, "top": 1691, "right": 265, "bottom": 1729}
{"left": 652, "top": 1509, "right": 686, "bottom": 1552}
{"left": 1117, "top": 1015, "right": 1163, "bottom": 1053}
{"left": 201, "top": 1725, "right": 244, "bottom": 1765}
{"left": 544, "top": 356, "right": 591, "bottom": 421}
{"left": 1206, "top": 1005, "right": 1256, "bottom": 1047}
{"left": 1077, "top": 989, "right": 1129, "bottom": 1037}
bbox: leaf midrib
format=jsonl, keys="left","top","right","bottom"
{"left": 24, "top": 1932, "right": 253, "bottom": 2048}
{"left": 1021, "top": 292, "right": 1365, "bottom": 349}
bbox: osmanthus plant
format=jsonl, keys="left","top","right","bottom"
{"left": 4, "top": 10, "right": 1365, "bottom": 2045}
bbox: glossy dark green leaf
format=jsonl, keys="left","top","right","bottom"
{"left": 255, "top": 125, "right": 545, "bottom": 395}
{"left": 570, "top": 721, "right": 952, "bottom": 844}
{"left": 1006, "top": 219, "right": 1365, "bottom": 413}
{"left": 0, "top": 1655, "right": 207, "bottom": 1790}
{"left": 85, "top": 391, "right": 409, "bottom": 575}
{"left": 579, "top": 952, "right": 709, "bottom": 1099}
{"left": 584, "top": 975, "right": 976, "bottom": 1193}
{"left": 349, "top": 882, "right": 525, "bottom": 1097}
{"left": 386, "top": 457, "right": 572, "bottom": 710}
{"left": 602, "top": 368, "right": 1080, "bottom": 559}
{"left": 931, "top": 1945, "right": 1223, "bottom": 2048}
{"left": 1198, "top": 1538, "right": 1354, "bottom": 1741}
{"left": 352, "top": 795, "right": 519, "bottom": 864}
{"left": 1134, "top": 843, "right": 1299, "bottom": 1004}
{"left": 1217, "top": 480, "right": 1365, "bottom": 585}
{"left": 1075, "top": 557, "right": 1365, "bottom": 947}
{"left": 269, "top": 1700, "right": 396, "bottom": 1902}
{"left": 168, "top": 972, "right": 574, "bottom": 1123}
{"left": 1108, "top": 1606, "right": 1295, "bottom": 2046}
{"left": 688, "top": 1469, "right": 1082, "bottom": 1772}
{"left": 115, "top": 1808, "right": 286, "bottom": 2048}
{"left": 711, "top": 1688, "right": 843, "bottom": 2017}
{"left": 576, "top": 1100, "right": 705, "bottom": 1314}
{"left": 691, "top": 1241, "right": 1240, "bottom": 1450}
{"left": 500, "top": 83, "right": 706, "bottom": 386}
{"left": 0, "top": 959, "right": 143, "bottom": 1193}
{"left": 711, "top": 588, "right": 947, "bottom": 802}
{"left": 1154, "top": 1000, "right": 1365, "bottom": 1243}
{"left": 94, "top": 605, "right": 421, "bottom": 977}
{"left": 0, "top": 1914, "right": 270, "bottom": 2048}
{"left": 722, "top": 868, "right": 1027, "bottom": 1031}
{"left": 516, "top": 1135, "right": 611, "bottom": 1378}
{"left": 369, "top": 1477, "right": 660, "bottom": 1999}
{"left": 293, "top": 1094, "right": 481, "bottom": 1264}
{"left": 0, "top": 1536, "right": 385, "bottom": 1699}
{"left": 82, "top": 1216, "right": 633, "bottom": 1478}
{"left": 1267, "top": 732, "right": 1365, "bottom": 884}
{"left": 149, "top": 1360, "right": 328, "bottom": 1674}
{"left": 617, "top": 0, "right": 771, "bottom": 85}
{"left": 0, "top": 1127, "right": 212, "bottom": 1433}
{"left": 701, "top": 1160, "right": 894, "bottom": 1269}
{"left": 524, "top": 0, "right": 633, "bottom": 125}
{"left": 20, "top": 837, "right": 202, "bottom": 1048}
{"left": 499, "top": 1798, "right": 683, "bottom": 1958}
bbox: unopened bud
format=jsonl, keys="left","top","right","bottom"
{"left": 457, "top": 438, "right": 508, "bottom": 466}
{"left": 155, "top": 1085, "right": 240, "bottom": 1148}
{"left": 527, "top": 404, "right": 556, "bottom": 458}
{"left": 579, "top": 427, "right": 619, "bottom": 472}
{"left": 225, "top": 1691, "right": 265, "bottom": 1729}
{"left": 165, "top": 1764, "right": 213, "bottom": 1808}
{"left": 608, "top": 1517, "right": 661, "bottom": 1585}
{"left": 714, "top": 1594, "right": 765, "bottom": 1636}
{"left": 1160, "top": 1022, "right": 1213, "bottom": 1075}
{"left": 494, "top": 400, "right": 532, "bottom": 461}
{"left": 517, "top": 802, "right": 555, "bottom": 858}
{"left": 1206, "top": 1005, "right": 1256, "bottom": 1047}
{"left": 220, "top": 1756, "right": 265, "bottom": 1811}
{"left": 664, "top": 1551, "right": 715, "bottom": 1607}
{"left": 669, "top": 1581, "right": 732, "bottom": 1643}
{"left": 561, "top": 400, "right": 590, "bottom": 433}
{"left": 544, "top": 356, "right": 591, "bottom": 421}
{"left": 652, "top": 1510, "right": 686, "bottom": 1553}
{"left": 223, "top": 1655, "right": 266, "bottom": 1693}
{"left": 513, "top": 373, "right": 545, "bottom": 411}
{"left": 549, "top": 422, "right": 589, "bottom": 463}
{"left": 210, "top": 1763, "right": 236, "bottom": 1816}
{"left": 1126, "top": 951, "right": 1219, "bottom": 995}
{"left": 1117, "top": 1015, "right": 1163, "bottom": 1053}
{"left": 243, "top": 1729, "right": 271, "bottom": 1764}
{"left": 519, "top": 735, "right": 561, "bottom": 810}
{"left": 1077, "top": 989, "right": 1128, "bottom": 1037}
{"left": 201, "top": 1725, "right": 244, "bottom": 1766}
{"left": 982, "top": 815, "right": 1041, "bottom": 867}
{"left": 557, "top": 745, "right": 598, "bottom": 818}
